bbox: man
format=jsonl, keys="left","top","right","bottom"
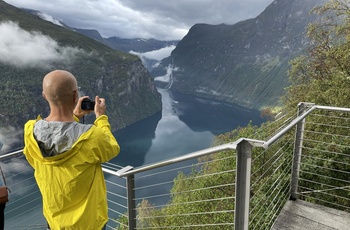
{"left": 23, "top": 70, "right": 120, "bottom": 229}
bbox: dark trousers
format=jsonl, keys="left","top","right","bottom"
{"left": 0, "top": 203, "right": 6, "bottom": 230}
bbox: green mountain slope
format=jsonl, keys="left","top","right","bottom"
{"left": 152, "top": 0, "right": 328, "bottom": 109}
{"left": 0, "top": 1, "right": 162, "bottom": 131}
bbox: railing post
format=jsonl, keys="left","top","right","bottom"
{"left": 290, "top": 102, "right": 309, "bottom": 200}
{"left": 126, "top": 174, "right": 136, "bottom": 230}
{"left": 234, "top": 140, "right": 253, "bottom": 230}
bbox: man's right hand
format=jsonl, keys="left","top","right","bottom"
{"left": 94, "top": 96, "right": 106, "bottom": 118}
{"left": 73, "top": 96, "right": 93, "bottom": 119}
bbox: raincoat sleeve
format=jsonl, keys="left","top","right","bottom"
{"left": 93, "top": 115, "right": 120, "bottom": 162}
{"left": 23, "top": 120, "right": 37, "bottom": 168}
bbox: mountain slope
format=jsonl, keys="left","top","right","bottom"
{"left": 0, "top": 1, "right": 162, "bottom": 131}
{"left": 152, "top": 0, "right": 328, "bottom": 109}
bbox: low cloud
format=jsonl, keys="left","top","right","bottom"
{"left": 130, "top": 45, "right": 176, "bottom": 62}
{"left": 0, "top": 21, "right": 84, "bottom": 69}
{"left": 154, "top": 64, "right": 179, "bottom": 89}
{"left": 36, "top": 12, "right": 64, "bottom": 27}
{"left": 140, "top": 45, "right": 176, "bottom": 61}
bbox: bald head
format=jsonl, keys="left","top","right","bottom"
{"left": 42, "top": 70, "right": 78, "bottom": 106}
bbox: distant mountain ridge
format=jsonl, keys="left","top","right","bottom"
{"left": 151, "top": 0, "right": 329, "bottom": 109}
{"left": 24, "top": 8, "right": 178, "bottom": 54}
{"left": 74, "top": 28, "right": 178, "bottom": 53}
{"left": 0, "top": 1, "right": 162, "bottom": 131}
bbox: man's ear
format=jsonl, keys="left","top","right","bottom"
{"left": 73, "top": 90, "right": 78, "bottom": 104}
{"left": 42, "top": 92, "right": 47, "bottom": 101}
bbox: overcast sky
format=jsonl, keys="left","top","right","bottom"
{"left": 4, "top": 0, "right": 274, "bottom": 41}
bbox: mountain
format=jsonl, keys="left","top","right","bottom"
{"left": 151, "top": 0, "right": 328, "bottom": 110}
{"left": 70, "top": 30, "right": 178, "bottom": 71}
{"left": 73, "top": 28, "right": 107, "bottom": 45}
{"left": 0, "top": 1, "right": 162, "bottom": 131}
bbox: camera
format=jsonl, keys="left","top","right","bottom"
{"left": 81, "top": 98, "right": 95, "bottom": 110}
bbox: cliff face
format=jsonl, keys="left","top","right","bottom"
{"left": 71, "top": 57, "right": 162, "bottom": 130}
{"left": 152, "top": 0, "right": 328, "bottom": 109}
{"left": 98, "top": 59, "right": 162, "bottom": 130}
{"left": 0, "top": 1, "right": 162, "bottom": 131}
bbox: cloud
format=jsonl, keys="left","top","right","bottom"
{"left": 0, "top": 21, "right": 85, "bottom": 69}
{"left": 36, "top": 12, "right": 64, "bottom": 27}
{"left": 119, "top": 0, "right": 273, "bottom": 26}
{"left": 154, "top": 65, "right": 179, "bottom": 90}
{"left": 129, "top": 45, "right": 176, "bottom": 61}
{"left": 4, "top": 0, "right": 274, "bottom": 40}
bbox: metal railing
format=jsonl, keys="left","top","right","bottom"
{"left": 1, "top": 102, "right": 350, "bottom": 229}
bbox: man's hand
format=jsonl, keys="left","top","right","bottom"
{"left": 73, "top": 96, "right": 93, "bottom": 119}
{"left": 94, "top": 96, "right": 106, "bottom": 118}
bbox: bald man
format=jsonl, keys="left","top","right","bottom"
{"left": 23, "top": 70, "right": 120, "bottom": 230}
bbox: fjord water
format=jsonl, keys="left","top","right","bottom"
{"left": 112, "top": 88, "right": 265, "bottom": 168}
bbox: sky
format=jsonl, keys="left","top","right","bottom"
{"left": 4, "top": 0, "right": 274, "bottom": 41}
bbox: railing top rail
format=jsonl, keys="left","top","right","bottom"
{"left": 117, "top": 143, "right": 237, "bottom": 177}
{"left": 0, "top": 149, "right": 23, "bottom": 160}
{"left": 263, "top": 104, "right": 350, "bottom": 149}
{"left": 117, "top": 138, "right": 265, "bottom": 177}
{"left": 263, "top": 105, "right": 316, "bottom": 149}
{"left": 315, "top": 104, "right": 350, "bottom": 112}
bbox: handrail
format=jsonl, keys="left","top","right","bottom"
{"left": 117, "top": 143, "right": 237, "bottom": 177}
{"left": 117, "top": 138, "right": 265, "bottom": 177}
{"left": 315, "top": 104, "right": 350, "bottom": 112}
{"left": 0, "top": 149, "right": 23, "bottom": 159}
{"left": 263, "top": 104, "right": 350, "bottom": 149}
{"left": 263, "top": 105, "right": 316, "bottom": 149}
{"left": 0, "top": 149, "right": 128, "bottom": 177}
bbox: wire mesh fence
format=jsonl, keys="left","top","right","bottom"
{"left": 298, "top": 108, "right": 350, "bottom": 212}
{"left": 1, "top": 152, "right": 46, "bottom": 229}
{"left": 115, "top": 151, "right": 237, "bottom": 230}
{"left": 249, "top": 139, "right": 294, "bottom": 230}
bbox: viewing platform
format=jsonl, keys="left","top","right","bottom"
{"left": 273, "top": 200, "right": 350, "bottom": 230}
{"left": 1, "top": 102, "right": 350, "bottom": 229}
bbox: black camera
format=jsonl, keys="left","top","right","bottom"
{"left": 81, "top": 98, "right": 95, "bottom": 110}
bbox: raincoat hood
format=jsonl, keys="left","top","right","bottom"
{"left": 34, "top": 119, "right": 92, "bottom": 158}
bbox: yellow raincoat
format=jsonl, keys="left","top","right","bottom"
{"left": 23, "top": 115, "right": 120, "bottom": 230}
